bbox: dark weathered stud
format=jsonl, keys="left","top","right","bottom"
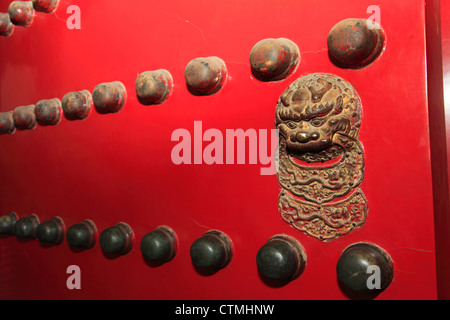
{"left": 328, "top": 18, "right": 385, "bottom": 69}
{"left": 0, "top": 112, "right": 16, "bottom": 135}
{"left": 92, "top": 81, "right": 127, "bottom": 114}
{"left": 337, "top": 242, "right": 394, "bottom": 295}
{"left": 13, "top": 105, "right": 36, "bottom": 130}
{"left": 190, "top": 230, "right": 233, "bottom": 272}
{"left": 61, "top": 90, "right": 92, "bottom": 121}
{"left": 0, "top": 212, "right": 18, "bottom": 235}
{"left": 32, "top": 0, "right": 59, "bottom": 14}
{"left": 8, "top": 1, "right": 35, "bottom": 28}
{"left": 135, "top": 70, "right": 173, "bottom": 105}
{"left": 14, "top": 214, "right": 39, "bottom": 239}
{"left": 99, "top": 223, "right": 134, "bottom": 255}
{"left": 249, "top": 38, "right": 300, "bottom": 82}
{"left": 185, "top": 57, "right": 227, "bottom": 96}
{"left": 66, "top": 220, "right": 96, "bottom": 249}
{"left": 36, "top": 217, "right": 65, "bottom": 245}
{"left": 0, "top": 12, "right": 14, "bottom": 37}
{"left": 35, "top": 98, "right": 62, "bottom": 126}
{"left": 256, "top": 234, "right": 306, "bottom": 283}
{"left": 140, "top": 226, "right": 177, "bottom": 264}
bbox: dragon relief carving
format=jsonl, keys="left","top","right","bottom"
{"left": 276, "top": 73, "right": 367, "bottom": 241}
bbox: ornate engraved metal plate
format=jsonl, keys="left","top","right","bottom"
{"left": 276, "top": 73, "right": 367, "bottom": 241}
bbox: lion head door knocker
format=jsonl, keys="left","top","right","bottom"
{"left": 276, "top": 73, "right": 367, "bottom": 241}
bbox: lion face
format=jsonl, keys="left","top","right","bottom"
{"left": 276, "top": 74, "right": 361, "bottom": 162}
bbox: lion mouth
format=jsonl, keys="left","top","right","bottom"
{"left": 285, "top": 136, "right": 332, "bottom": 155}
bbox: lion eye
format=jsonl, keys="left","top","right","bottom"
{"left": 310, "top": 119, "right": 324, "bottom": 127}
{"left": 286, "top": 121, "right": 297, "bottom": 129}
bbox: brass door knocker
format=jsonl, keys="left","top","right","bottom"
{"left": 276, "top": 73, "right": 367, "bottom": 241}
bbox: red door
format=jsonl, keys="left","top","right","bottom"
{"left": 0, "top": 0, "right": 444, "bottom": 300}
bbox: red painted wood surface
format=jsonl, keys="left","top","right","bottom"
{"left": 0, "top": 0, "right": 439, "bottom": 299}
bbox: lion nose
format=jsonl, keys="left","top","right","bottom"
{"left": 310, "top": 132, "right": 320, "bottom": 140}
{"left": 291, "top": 131, "right": 320, "bottom": 143}
{"left": 296, "top": 132, "right": 309, "bottom": 143}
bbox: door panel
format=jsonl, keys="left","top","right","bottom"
{"left": 0, "top": 0, "right": 438, "bottom": 299}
